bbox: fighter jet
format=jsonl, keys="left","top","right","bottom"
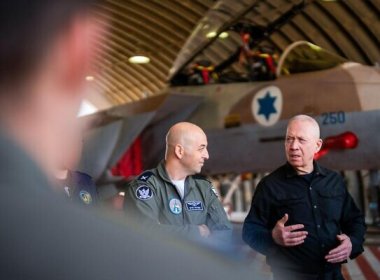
{"left": 79, "top": 40, "right": 380, "bottom": 193}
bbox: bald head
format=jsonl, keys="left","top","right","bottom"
{"left": 165, "top": 122, "right": 209, "bottom": 178}
{"left": 166, "top": 122, "right": 205, "bottom": 152}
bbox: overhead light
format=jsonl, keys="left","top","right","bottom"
{"left": 119, "top": 192, "right": 125, "bottom": 197}
{"left": 218, "top": 32, "right": 229, "bottom": 39}
{"left": 85, "top": 75, "right": 94, "bottom": 81}
{"left": 206, "top": 31, "right": 229, "bottom": 39}
{"left": 128, "top": 55, "right": 150, "bottom": 64}
{"left": 206, "top": 31, "right": 217, "bottom": 38}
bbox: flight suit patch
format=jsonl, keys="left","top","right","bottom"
{"left": 137, "top": 171, "right": 154, "bottom": 182}
{"left": 136, "top": 185, "right": 153, "bottom": 200}
{"left": 185, "top": 201, "right": 204, "bottom": 211}
{"left": 79, "top": 190, "right": 92, "bottom": 204}
{"left": 169, "top": 198, "right": 182, "bottom": 214}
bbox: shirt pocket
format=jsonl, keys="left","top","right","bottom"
{"left": 275, "top": 194, "right": 306, "bottom": 224}
{"left": 316, "top": 188, "right": 345, "bottom": 221}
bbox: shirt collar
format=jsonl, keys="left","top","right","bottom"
{"left": 157, "top": 160, "right": 194, "bottom": 195}
{"left": 157, "top": 160, "right": 193, "bottom": 185}
{"left": 285, "top": 161, "right": 326, "bottom": 178}
{"left": 157, "top": 160, "right": 172, "bottom": 183}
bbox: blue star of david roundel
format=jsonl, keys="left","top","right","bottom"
{"left": 252, "top": 86, "right": 283, "bottom": 126}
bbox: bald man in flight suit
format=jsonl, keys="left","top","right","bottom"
{"left": 124, "top": 122, "right": 232, "bottom": 241}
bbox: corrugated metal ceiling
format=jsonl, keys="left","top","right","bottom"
{"left": 90, "top": 0, "right": 380, "bottom": 107}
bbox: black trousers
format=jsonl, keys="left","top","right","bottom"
{"left": 272, "top": 267, "right": 344, "bottom": 280}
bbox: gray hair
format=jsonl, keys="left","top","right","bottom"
{"left": 287, "top": 114, "right": 320, "bottom": 139}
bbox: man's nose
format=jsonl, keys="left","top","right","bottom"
{"left": 290, "top": 141, "right": 299, "bottom": 150}
{"left": 203, "top": 149, "right": 209, "bottom": 160}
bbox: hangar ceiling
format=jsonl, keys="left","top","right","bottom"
{"left": 90, "top": 0, "right": 380, "bottom": 107}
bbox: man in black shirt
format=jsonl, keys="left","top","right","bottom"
{"left": 243, "top": 115, "right": 366, "bottom": 280}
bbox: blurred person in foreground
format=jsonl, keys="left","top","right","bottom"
{"left": 243, "top": 115, "right": 366, "bottom": 280}
{"left": 54, "top": 126, "right": 99, "bottom": 207}
{"left": 124, "top": 122, "right": 232, "bottom": 242}
{"left": 0, "top": 1, "right": 259, "bottom": 279}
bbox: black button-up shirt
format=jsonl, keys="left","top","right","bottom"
{"left": 242, "top": 162, "right": 366, "bottom": 274}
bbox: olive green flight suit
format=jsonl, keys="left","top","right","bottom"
{"left": 124, "top": 161, "right": 232, "bottom": 240}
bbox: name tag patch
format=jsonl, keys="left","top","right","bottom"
{"left": 136, "top": 185, "right": 153, "bottom": 200}
{"left": 185, "top": 201, "right": 204, "bottom": 211}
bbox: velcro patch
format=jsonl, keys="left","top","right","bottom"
{"left": 185, "top": 201, "right": 204, "bottom": 211}
{"left": 79, "top": 190, "right": 92, "bottom": 204}
{"left": 136, "top": 185, "right": 153, "bottom": 200}
{"left": 169, "top": 198, "right": 182, "bottom": 214}
{"left": 138, "top": 171, "right": 154, "bottom": 182}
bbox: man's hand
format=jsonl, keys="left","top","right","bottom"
{"left": 198, "top": 224, "right": 211, "bottom": 238}
{"left": 272, "top": 214, "right": 308, "bottom": 246}
{"left": 325, "top": 234, "right": 352, "bottom": 263}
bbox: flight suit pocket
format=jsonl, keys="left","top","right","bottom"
{"left": 208, "top": 205, "right": 220, "bottom": 224}
{"left": 207, "top": 204, "right": 231, "bottom": 231}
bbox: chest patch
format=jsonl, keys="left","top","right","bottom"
{"left": 185, "top": 201, "right": 204, "bottom": 211}
{"left": 79, "top": 190, "right": 92, "bottom": 205}
{"left": 136, "top": 185, "right": 153, "bottom": 200}
{"left": 169, "top": 198, "right": 182, "bottom": 214}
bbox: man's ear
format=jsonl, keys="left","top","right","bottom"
{"left": 174, "top": 144, "right": 184, "bottom": 159}
{"left": 316, "top": 139, "right": 323, "bottom": 152}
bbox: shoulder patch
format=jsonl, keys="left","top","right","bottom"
{"left": 137, "top": 171, "right": 154, "bottom": 182}
{"left": 135, "top": 185, "right": 153, "bottom": 200}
